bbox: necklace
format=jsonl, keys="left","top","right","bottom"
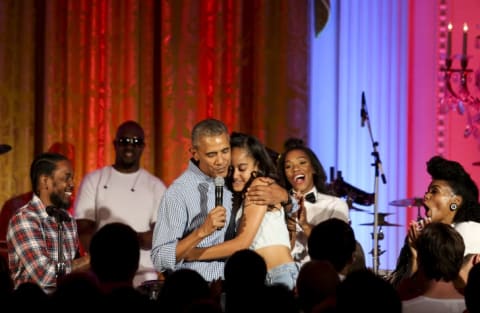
{"left": 103, "top": 166, "right": 142, "bottom": 192}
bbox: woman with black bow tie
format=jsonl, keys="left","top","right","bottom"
{"left": 277, "top": 138, "right": 350, "bottom": 266}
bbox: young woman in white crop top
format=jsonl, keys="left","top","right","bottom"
{"left": 185, "top": 132, "right": 299, "bottom": 290}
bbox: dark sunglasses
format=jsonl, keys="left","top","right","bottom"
{"left": 116, "top": 137, "right": 145, "bottom": 147}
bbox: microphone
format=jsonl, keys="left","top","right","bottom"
{"left": 361, "top": 92, "right": 367, "bottom": 127}
{"left": 46, "top": 205, "right": 55, "bottom": 217}
{"left": 215, "top": 176, "right": 224, "bottom": 207}
{"left": 46, "top": 205, "right": 71, "bottom": 222}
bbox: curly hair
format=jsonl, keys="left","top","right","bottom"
{"left": 277, "top": 138, "right": 330, "bottom": 194}
{"left": 427, "top": 156, "right": 480, "bottom": 223}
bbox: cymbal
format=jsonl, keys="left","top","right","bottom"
{"left": 329, "top": 178, "right": 375, "bottom": 206}
{"left": 350, "top": 205, "right": 367, "bottom": 213}
{"left": 389, "top": 197, "right": 423, "bottom": 207}
{"left": 360, "top": 221, "right": 402, "bottom": 227}
{"left": 0, "top": 144, "right": 12, "bottom": 155}
{"left": 367, "top": 212, "right": 393, "bottom": 217}
{"left": 360, "top": 211, "right": 401, "bottom": 227}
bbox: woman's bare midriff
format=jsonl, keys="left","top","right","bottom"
{"left": 255, "top": 245, "right": 294, "bottom": 270}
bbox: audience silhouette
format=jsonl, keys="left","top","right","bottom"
{"left": 307, "top": 218, "right": 357, "bottom": 279}
{"left": 157, "top": 268, "right": 213, "bottom": 313}
{"left": 465, "top": 262, "right": 480, "bottom": 313}
{"left": 296, "top": 260, "right": 339, "bottom": 313}
{"left": 89, "top": 222, "right": 155, "bottom": 310}
{"left": 223, "top": 249, "right": 267, "bottom": 313}
{"left": 336, "top": 269, "right": 401, "bottom": 313}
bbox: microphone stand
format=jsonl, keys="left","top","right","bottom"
{"left": 57, "top": 220, "right": 66, "bottom": 279}
{"left": 46, "top": 206, "right": 70, "bottom": 279}
{"left": 362, "top": 96, "right": 387, "bottom": 275}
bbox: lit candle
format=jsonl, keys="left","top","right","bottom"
{"left": 447, "top": 22, "right": 452, "bottom": 59}
{"left": 462, "top": 23, "right": 468, "bottom": 57}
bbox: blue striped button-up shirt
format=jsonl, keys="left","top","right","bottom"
{"left": 151, "top": 160, "right": 233, "bottom": 281}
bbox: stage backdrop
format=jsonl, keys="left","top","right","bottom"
{"left": 0, "top": 0, "right": 310, "bottom": 208}
{"left": 311, "top": 0, "right": 480, "bottom": 270}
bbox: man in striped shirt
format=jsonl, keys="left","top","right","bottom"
{"left": 152, "top": 119, "right": 293, "bottom": 281}
{"left": 152, "top": 119, "right": 232, "bottom": 281}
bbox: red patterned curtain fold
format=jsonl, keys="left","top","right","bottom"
{"left": 0, "top": 0, "right": 310, "bottom": 208}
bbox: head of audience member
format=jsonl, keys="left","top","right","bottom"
{"left": 113, "top": 120, "right": 146, "bottom": 173}
{"left": 223, "top": 249, "right": 268, "bottom": 313}
{"left": 9, "top": 282, "right": 50, "bottom": 310}
{"left": 190, "top": 118, "right": 230, "bottom": 179}
{"left": 416, "top": 222, "right": 464, "bottom": 282}
{"left": 336, "top": 269, "right": 401, "bottom": 313}
{"left": 157, "top": 268, "right": 211, "bottom": 313}
{"left": 424, "top": 155, "right": 480, "bottom": 225}
{"left": 260, "top": 283, "right": 298, "bottom": 313}
{"left": 184, "top": 298, "right": 223, "bottom": 313}
{"left": 348, "top": 242, "right": 367, "bottom": 274}
{"left": 104, "top": 283, "right": 156, "bottom": 311}
{"left": 296, "top": 260, "right": 340, "bottom": 313}
{"left": 454, "top": 221, "right": 480, "bottom": 286}
{"left": 226, "top": 132, "right": 279, "bottom": 194}
{"left": 89, "top": 222, "right": 140, "bottom": 290}
{"left": 465, "top": 262, "right": 480, "bottom": 313}
{"left": 307, "top": 218, "right": 356, "bottom": 276}
{"left": 0, "top": 254, "right": 13, "bottom": 300}
{"left": 224, "top": 249, "right": 267, "bottom": 291}
{"left": 30, "top": 152, "right": 74, "bottom": 210}
{"left": 51, "top": 271, "right": 103, "bottom": 311}
{"left": 277, "top": 138, "right": 329, "bottom": 196}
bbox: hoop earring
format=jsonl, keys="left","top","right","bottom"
{"left": 450, "top": 203, "right": 457, "bottom": 211}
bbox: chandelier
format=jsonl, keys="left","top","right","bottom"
{"left": 439, "top": 22, "right": 480, "bottom": 142}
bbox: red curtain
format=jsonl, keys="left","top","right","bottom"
{"left": 0, "top": 0, "right": 310, "bottom": 210}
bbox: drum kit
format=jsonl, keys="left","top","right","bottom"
{"left": 330, "top": 170, "right": 426, "bottom": 220}
{"left": 389, "top": 197, "right": 424, "bottom": 221}
{"left": 329, "top": 175, "right": 425, "bottom": 225}
{"left": 328, "top": 173, "right": 374, "bottom": 213}
{"left": 329, "top": 174, "right": 426, "bottom": 267}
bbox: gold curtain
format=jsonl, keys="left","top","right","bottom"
{"left": 0, "top": 0, "right": 36, "bottom": 203}
{"left": 0, "top": 0, "right": 310, "bottom": 210}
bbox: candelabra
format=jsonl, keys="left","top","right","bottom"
{"left": 439, "top": 22, "right": 480, "bottom": 142}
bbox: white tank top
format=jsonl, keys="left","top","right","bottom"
{"left": 236, "top": 206, "right": 291, "bottom": 250}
